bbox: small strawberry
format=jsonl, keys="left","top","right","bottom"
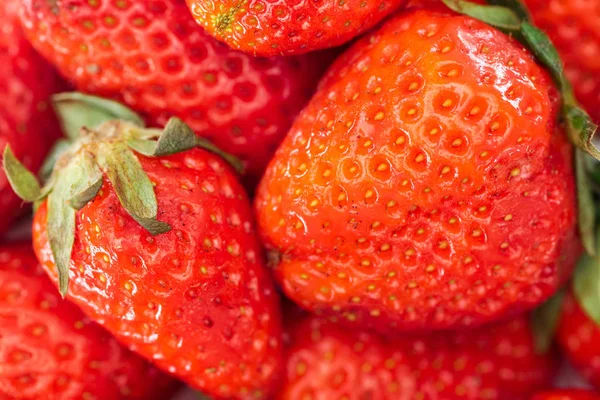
{"left": 0, "top": 0, "right": 64, "bottom": 234}
{"left": 280, "top": 314, "right": 556, "bottom": 400}
{"left": 532, "top": 390, "right": 600, "bottom": 400}
{"left": 256, "top": 5, "right": 580, "bottom": 332}
{"left": 0, "top": 243, "right": 176, "bottom": 399}
{"left": 4, "top": 93, "right": 283, "bottom": 399}
{"left": 524, "top": 0, "right": 600, "bottom": 123}
{"left": 185, "top": 0, "right": 407, "bottom": 56}
{"left": 19, "top": 0, "right": 328, "bottom": 186}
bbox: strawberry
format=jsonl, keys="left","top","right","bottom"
{"left": 279, "top": 314, "right": 556, "bottom": 400}
{"left": 0, "top": 0, "right": 64, "bottom": 235}
{"left": 556, "top": 291, "right": 600, "bottom": 390}
{"left": 0, "top": 242, "right": 176, "bottom": 399}
{"left": 4, "top": 94, "right": 283, "bottom": 399}
{"left": 532, "top": 390, "right": 600, "bottom": 400}
{"left": 255, "top": 6, "right": 580, "bottom": 333}
{"left": 524, "top": 0, "right": 600, "bottom": 123}
{"left": 185, "top": 0, "right": 407, "bottom": 56}
{"left": 19, "top": 0, "right": 328, "bottom": 186}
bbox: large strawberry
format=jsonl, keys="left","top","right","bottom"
{"left": 0, "top": 0, "right": 64, "bottom": 235}
{"left": 532, "top": 390, "right": 600, "bottom": 400}
{"left": 4, "top": 93, "right": 283, "bottom": 399}
{"left": 0, "top": 243, "right": 176, "bottom": 399}
{"left": 19, "top": 0, "right": 328, "bottom": 185}
{"left": 279, "top": 314, "right": 556, "bottom": 399}
{"left": 523, "top": 0, "right": 600, "bottom": 123}
{"left": 185, "top": 0, "right": 406, "bottom": 56}
{"left": 255, "top": 4, "right": 583, "bottom": 332}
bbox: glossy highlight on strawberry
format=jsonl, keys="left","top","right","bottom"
{"left": 20, "top": 0, "right": 327, "bottom": 185}
{"left": 256, "top": 8, "right": 579, "bottom": 333}
{"left": 185, "top": 0, "right": 407, "bottom": 56}
{"left": 0, "top": 243, "right": 176, "bottom": 399}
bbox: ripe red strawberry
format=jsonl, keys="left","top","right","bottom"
{"left": 556, "top": 291, "right": 600, "bottom": 390}
{"left": 255, "top": 7, "right": 579, "bottom": 333}
{"left": 532, "top": 390, "right": 600, "bottom": 400}
{"left": 0, "top": 243, "right": 176, "bottom": 399}
{"left": 19, "top": 0, "right": 328, "bottom": 185}
{"left": 280, "top": 314, "right": 556, "bottom": 400}
{"left": 0, "top": 0, "right": 63, "bottom": 234}
{"left": 185, "top": 0, "right": 407, "bottom": 56}
{"left": 5, "top": 94, "right": 283, "bottom": 399}
{"left": 524, "top": 0, "right": 600, "bottom": 123}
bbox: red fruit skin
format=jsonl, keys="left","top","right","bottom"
{"left": 532, "top": 389, "right": 600, "bottom": 400}
{"left": 280, "top": 314, "right": 556, "bottom": 400}
{"left": 255, "top": 9, "right": 579, "bottom": 333}
{"left": 19, "top": 0, "right": 329, "bottom": 186}
{"left": 557, "top": 292, "right": 600, "bottom": 390}
{"left": 524, "top": 0, "right": 600, "bottom": 123}
{"left": 0, "top": 243, "right": 176, "bottom": 400}
{"left": 185, "top": 0, "right": 406, "bottom": 56}
{"left": 33, "top": 149, "right": 283, "bottom": 399}
{"left": 0, "top": 0, "right": 63, "bottom": 234}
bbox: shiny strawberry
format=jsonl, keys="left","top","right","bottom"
{"left": 255, "top": 7, "right": 579, "bottom": 333}
{"left": 0, "top": 243, "right": 176, "bottom": 399}
{"left": 19, "top": 0, "right": 327, "bottom": 185}
{"left": 532, "top": 390, "right": 600, "bottom": 400}
{"left": 185, "top": 0, "right": 406, "bottom": 56}
{"left": 0, "top": 0, "right": 63, "bottom": 235}
{"left": 4, "top": 94, "right": 282, "bottom": 399}
{"left": 524, "top": 0, "right": 600, "bottom": 122}
{"left": 280, "top": 314, "right": 556, "bottom": 400}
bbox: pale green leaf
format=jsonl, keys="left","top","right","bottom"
{"left": 98, "top": 143, "right": 171, "bottom": 235}
{"left": 2, "top": 145, "right": 42, "bottom": 202}
{"left": 53, "top": 92, "right": 144, "bottom": 140}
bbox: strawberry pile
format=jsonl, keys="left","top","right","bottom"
{"left": 2, "top": 0, "right": 600, "bottom": 399}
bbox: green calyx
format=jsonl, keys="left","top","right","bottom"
{"left": 573, "top": 232, "right": 600, "bottom": 327}
{"left": 441, "top": 0, "right": 599, "bottom": 161}
{"left": 531, "top": 290, "right": 565, "bottom": 354}
{"left": 3, "top": 92, "right": 242, "bottom": 296}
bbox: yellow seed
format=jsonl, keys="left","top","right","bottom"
{"left": 338, "top": 193, "right": 346, "bottom": 201}
{"left": 405, "top": 249, "right": 415, "bottom": 256}
{"left": 426, "top": 264, "right": 435, "bottom": 272}
{"left": 464, "top": 256, "right": 473, "bottom": 264}
{"left": 374, "top": 111, "right": 385, "bottom": 121}
{"left": 377, "top": 163, "right": 388, "bottom": 171}
{"left": 323, "top": 169, "right": 331, "bottom": 177}
{"left": 415, "top": 154, "right": 425, "bottom": 163}
{"left": 442, "top": 99, "right": 453, "bottom": 108}
{"left": 365, "top": 190, "right": 374, "bottom": 199}
{"left": 510, "top": 168, "right": 520, "bottom": 177}
{"left": 500, "top": 242, "right": 509, "bottom": 249}
{"left": 337, "top": 272, "right": 347, "bottom": 278}
{"left": 298, "top": 163, "right": 307, "bottom": 172}
{"left": 469, "top": 106, "right": 480, "bottom": 115}
{"left": 408, "top": 82, "right": 418, "bottom": 91}
{"left": 480, "top": 151, "right": 489, "bottom": 158}
{"left": 351, "top": 296, "right": 361, "bottom": 303}
{"left": 490, "top": 122, "right": 500, "bottom": 131}
{"left": 429, "top": 128, "right": 439, "bottom": 135}
{"left": 504, "top": 214, "right": 513, "bottom": 221}
{"left": 439, "top": 241, "right": 448, "bottom": 249}
{"left": 472, "top": 229, "right": 482, "bottom": 238}
{"left": 524, "top": 107, "right": 533, "bottom": 115}
{"left": 360, "top": 259, "right": 371, "bottom": 267}
{"left": 386, "top": 200, "right": 396, "bottom": 208}
{"left": 441, "top": 166, "right": 451, "bottom": 175}
{"left": 452, "top": 138, "right": 462, "bottom": 147}
{"left": 416, "top": 228, "right": 425, "bottom": 235}
{"left": 407, "top": 108, "right": 417, "bottom": 116}
{"left": 374, "top": 87, "right": 382, "bottom": 94}
{"left": 449, "top": 217, "right": 457, "bottom": 224}
{"left": 395, "top": 136, "right": 406, "bottom": 145}
{"left": 478, "top": 206, "right": 487, "bottom": 212}
{"left": 447, "top": 69, "right": 458, "bottom": 77}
